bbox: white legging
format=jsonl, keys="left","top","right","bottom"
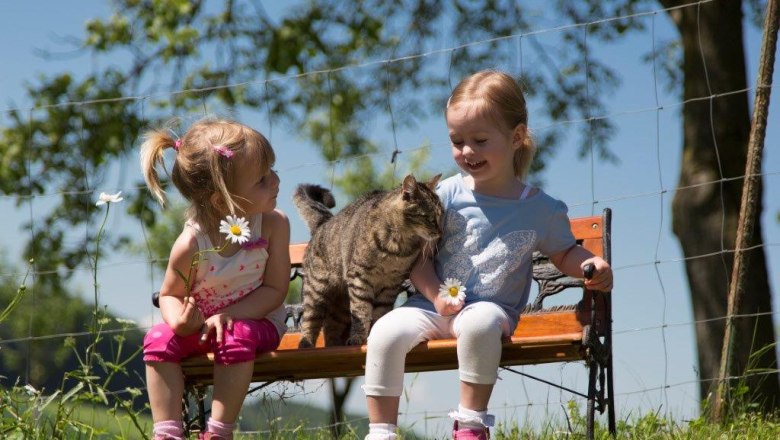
{"left": 362, "top": 301, "right": 511, "bottom": 397}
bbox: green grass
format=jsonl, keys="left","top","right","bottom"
{"left": 5, "top": 387, "right": 780, "bottom": 439}
{"left": 489, "top": 407, "right": 780, "bottom": 440}
{"left": 1, "top": 398, "right": 153, "bottom": 439}
{"left": 231, "top": 399, "right": 780, "bottom": 439}
{"left": 66, "top": 403, "right": 153, "bottom": 439}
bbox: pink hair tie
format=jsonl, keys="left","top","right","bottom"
{"left": 173, "top": 139, "right": 182, "bottom": 151}
{"left": 213, "top": 145, "right": 234, "bottom": 158}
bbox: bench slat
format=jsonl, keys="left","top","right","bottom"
{"left": 182, "top": 309, "right": 585, "bottom": 385}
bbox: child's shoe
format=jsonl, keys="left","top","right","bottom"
{"left": 452, "top": 421, "right": 490, "bottom": 439}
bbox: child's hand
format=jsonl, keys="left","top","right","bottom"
{"left": 581, "top": 257, "right": 613, "bottom": 292}
{"left": 172, "top": 296, "right": 205, "bottom": 336}
{"left": 200, "top": 313, "right": 234, "bottom": 345}
{"left": 433, "top": 294, "right": 464, "bottom": 317}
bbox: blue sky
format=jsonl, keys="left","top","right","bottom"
{"left": 1, "top": 1, "right": 779, "bottom": 436}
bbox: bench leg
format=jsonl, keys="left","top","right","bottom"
{"left": 183, "top": 385, "right": 208, "bottom": 435}
{"left": 586, "top": 358, "right": 598, "bottom": 440}
{"left": 605, "top": 299, "right": 616, "bottom": 437}
{"left": 606, "top": 353, "right": 616, "bottom": 436}
{"left": 585, "top": 341, "right": 616, "bottom": 438}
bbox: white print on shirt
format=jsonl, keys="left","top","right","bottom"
{"left": 441, "top": 211, "right": 536, "bottom": 297}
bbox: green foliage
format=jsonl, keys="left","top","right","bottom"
{"left": 0, "top": 279, "right": 94, "bottom": 386}
{"left": 0, "top": 313, "right": 148, "bottom": 439}
{"left": 488, "top": 401, "right": 780, "bottom": 439}
{"left": 1, "top": 199, "right": 148, "bottom": 438}
{"left": 0, "top": 0, "right": 633, "bottom": 298}
{"left": 0, "top": 261, "right": 32, "bottom": 324}
{"left": 0, "top": 258, "right": 147, "bottom": 393}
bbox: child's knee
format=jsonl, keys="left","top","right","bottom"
{"left": 367, "top": 319, "right": 420, "bottom": 355}
{"left": 454, "top": 303, "right": 509, "bottom": 341}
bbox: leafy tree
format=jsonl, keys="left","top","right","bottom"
{"left": 1, "top": 0, "right": 776, "bottom": 419}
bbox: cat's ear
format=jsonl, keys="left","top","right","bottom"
{"left": 402, "top": 174, "right": 417, "bottom": 200}
{"left": 427, "top": 174, "right": 442, "bottom": 190}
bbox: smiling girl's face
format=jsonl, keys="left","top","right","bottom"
{"left": 447, "top": 100, "right": 524, "bottom": 197}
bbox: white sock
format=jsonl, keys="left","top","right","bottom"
{"left": 366, "top": 422, "right": 397, "bottom": 440}
{"left": 450, "top": 404, "right": 495, "bottom": 429}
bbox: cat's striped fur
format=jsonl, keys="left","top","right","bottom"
{"left": 293, "top": 174, "right": 443, "bottom": 347}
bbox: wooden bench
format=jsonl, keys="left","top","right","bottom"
{"left": 175, "top": 209, "right": 615, "bottom": 438}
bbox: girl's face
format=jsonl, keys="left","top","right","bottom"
{"left": 233, "top": 158, "right": 280, "bottom": 216}
{"left": 447, "top": 102, "right": 521, "bottom": 196}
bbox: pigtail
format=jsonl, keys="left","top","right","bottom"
{"left": 514, "top": 129, "right": 537, "bottom": 180}
{"left": 140, "top": 129, "right": 176, "bottom": 206}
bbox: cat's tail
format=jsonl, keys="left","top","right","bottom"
{"left": 293, "top": 184, "right": 336, "bottom": 232}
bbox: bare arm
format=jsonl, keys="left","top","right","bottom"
{"left": 549, "top": 245, "right": 613, "bottom": 292}
{"left": 410, "top": 250, "right": 463, "bottom": 316}
{"left": 157, "top": 229, "right": 206, "bottom": 336}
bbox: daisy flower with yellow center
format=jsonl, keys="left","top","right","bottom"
{"left": 438, "top": 278, "right": 466, "bottom": 306}
{"left": 219, "top": 215, "right": 251, "bottom": 245}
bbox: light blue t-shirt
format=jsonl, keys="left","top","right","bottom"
{"left": 404, "top": 173, "right": 576, "bottom": 331}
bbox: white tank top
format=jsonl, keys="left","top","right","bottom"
{"left": 186, "top": 213, "right": 287, "bottom": 336}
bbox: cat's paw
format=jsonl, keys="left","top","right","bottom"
{"left": 298, "top": 338, "right": 314, "bottom": 349}
{"left": 345, "top": 334, "right": 367, "bottom": 346}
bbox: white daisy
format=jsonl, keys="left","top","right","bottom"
{"left": 219, "top": 215, "right": 251, "bottom": 245}
{"left": 95, "top": 191, "right": 124, "bottom": 206}
{"left": 438, "top": 278, "right": 466, "bottom": 306}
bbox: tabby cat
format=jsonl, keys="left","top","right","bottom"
{"left": 293, "top": 174, "right": 443, "bottom": 347}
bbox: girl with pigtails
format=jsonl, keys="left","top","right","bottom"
{"left": 140, "top": 118, "right": 290, "bottom": 440}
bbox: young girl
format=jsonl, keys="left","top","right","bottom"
{"left": 362, "top": 70, "right": 613, "bottom": 440}
{"left": 140, "top": 118, "right": 290, "bottom": 440}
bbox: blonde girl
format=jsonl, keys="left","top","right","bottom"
{"left": 362, "top": 70, "right": 612, "bottom": 440}
{"left": 140, "top": 118, "right": 290, "bottom": 440}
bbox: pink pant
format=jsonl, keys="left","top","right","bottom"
{"left": 143, "top": 318, "right": 280, "bottom": 365}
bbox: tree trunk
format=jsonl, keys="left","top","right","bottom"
{"left": 665, "top": 0, "right": 779, "bottom": 410}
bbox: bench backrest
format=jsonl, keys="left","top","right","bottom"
{"left": 285, "top": 209, "right": 611, "bottom": 330}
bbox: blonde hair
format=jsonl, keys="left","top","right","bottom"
{"left": 446, "top": 69, "right": 536, "bottom": 180}
{"left": 140, "top": 118, "right": 275, "bottom": 234}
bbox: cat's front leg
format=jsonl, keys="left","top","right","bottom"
{"left": 298, "top": 279, "right": 327, "bottom": 349}
{"left": 346, "top": 278, "right": 374, "bottom": 346}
